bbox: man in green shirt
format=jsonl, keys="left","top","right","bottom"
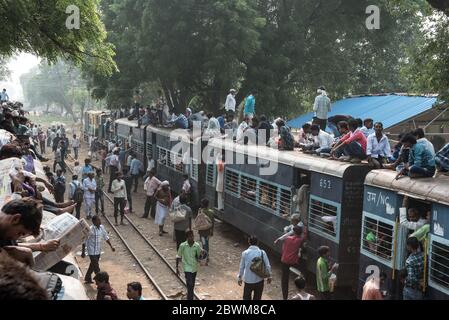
{"left": 176, "top": 230, "right": 202, "bottom": 300}
{"left": 316, "top": 246, "right": 337, "bottom": 300}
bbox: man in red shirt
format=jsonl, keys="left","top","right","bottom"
{"left": 279, "top": 226, "right": 306, "bottom": 300}
{"left": 331, "top": 119, "right": 367, "bottom": 163}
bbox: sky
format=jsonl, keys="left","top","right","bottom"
{"left": 0, "top": 52, "right": 40, "bottom": 102}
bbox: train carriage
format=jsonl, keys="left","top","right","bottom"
{"left": 84, "top": 110, "right": 111, "bottom": 142}
{"left": 358, "top": 170, "right": 449, "bottom": 300}
{"left": 207, "top": 138, "right": 371, "bottom": 297}
{"left": 146, "top": 125, "right": 205, "bottom": 209}
{"left": 114, "top": 118, "right": 148, "bottom": 167}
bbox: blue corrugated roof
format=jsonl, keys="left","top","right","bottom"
{"left": 287, "top": 95, "right": 438, "bottom": 129}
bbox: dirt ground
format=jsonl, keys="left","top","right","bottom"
{"left": 53, "top": 133, "right": 310, "bottom": 300}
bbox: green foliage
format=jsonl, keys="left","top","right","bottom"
{"left": 20, "top": 60, "right": 100, "bottom": 120}
{"left": 0, "top": 0, "right": 116, "bottom": 76}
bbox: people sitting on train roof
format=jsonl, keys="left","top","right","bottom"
{"left": 275, "top": 119, "right": 295, "bottom": 151}
{"left": 435, "top": 142, "right": 449, "bottom": 175}
{"left": 204, "top": 112, "right": 221, "bottom": 137}
{"left": 166, "top": 111, "right": 189, "bottom": 129}
{"left": 256, "top": 115, "right": 273, "bottom": 146}
{"left": 302, "top": 125, "right": 334, "bottom": 155}
{"left": 360, "top": 118, "right": 374, "bottom": 138}
{"left": 396, "top": 134, "right": 436, "bottom": 179}
{"left": 366, "top": 122, "right": 391, "bottom": 169}
{"left": 330, "top": 119, "right": 367, "bottom": 163}
{"left": 399, "top": 196, "right": 429, "bottom": 231}
{"left": 223, "top": 113, "right": 238, "bottom": 138}
{"left": 236, "top": 115, "right": 250, "bottom": 144}
{"left": 412, "top": 128, "right": 435, "bottom": 156}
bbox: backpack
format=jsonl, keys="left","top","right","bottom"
{"left": 250, "top": 250, "right": 270, "bottom": 279}
{"left": 193, "top": 209, "right": 212, "bottom": 231}
{"left": 72, "top": 182, "right": 84, "bottom": 204}
{"left": 55, "top": 177, "right": 65, "bottom": 192}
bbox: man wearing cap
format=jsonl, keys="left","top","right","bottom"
{"left": 313, "top": 86, "right": 331, "bottom": 131}
{"left": 225, "top": 89, "right": 237, "bottom": 115}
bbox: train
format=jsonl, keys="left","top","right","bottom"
{"left": 83, "top": 110, "right": 113, "bottom": 143}
{"left": 109, "top": 115, "right": 449, "bottom": 300}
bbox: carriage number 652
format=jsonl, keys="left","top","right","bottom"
{"left": 320, "top": 178, "right": 332, "bottom": 189}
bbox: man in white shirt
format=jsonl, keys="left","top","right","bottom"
{"left": 225, "top": 89, "right": 237, "bottom": 114}
{"left": 236, "top": 116, "right": 250, "bottom": 144}
{"left": 360, "top": 119, "right": 374, "bottom": 138}
{"left": 111, "top": 172, "right": 128, "bottom": 225}
{"left": 83, "top": 172, "right": 97, "bottom": 220}
{"left": 308, "top": 125, "right": 334, "bottom": 154}
{"left": 72, "top": 134, "right": 81, "bottom": 160}
{"left": 143, "top": 169, "right": 161, "bottom": 219}
{"left": 81, "top": 216, "right": 115, "bottom": 284}
{"left": 366, "top": 122, "right": 391, "bottom": 169}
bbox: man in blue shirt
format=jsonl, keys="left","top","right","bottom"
{"left": 243, "top": 91, "right": 256, "bottom": 120}
{"left": 238, "top": 236, "right": 272, "bottom": 300}
{"left": 0, "top": 89, "right": 9, "bottom": 103}
{"left": 129, "top": 153, "right": 142, "bottom": 192}
{"left": 435, "top": 143, "right": 449, "bottom": 174}
{"left": 399, "top": 134, "right": 436, "bottom": 178}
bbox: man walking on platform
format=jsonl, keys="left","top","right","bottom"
{"left": 176, "top": 230, "right": 202, "bottom": 300}
{"left": 83, "top": 172, "right": 97, "bottom": 220}
{"left": 143, "top": 169, "right": 160, "bottom": 219}
{"left": 82, "top": 216, "right": 115, "bottom": 284}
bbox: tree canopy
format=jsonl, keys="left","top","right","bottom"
{"left": 0, "top": 0, "right": 116, "bottom": 76}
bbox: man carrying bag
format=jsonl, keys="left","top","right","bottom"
{"left": 237, "top": 236, "right": 272, "bottom": 300}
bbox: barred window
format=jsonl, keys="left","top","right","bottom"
{"left": 225, "top": 170, "right": 239, "bottom": 196}
{"left": 146, "top": 143, "right": 153, "bottom": 159}
{"left": 191, "top": 160, "right": 199, "bottom": 181}
{"left": 157, "top": 147, "right": 168, "bottom": 166}
{"left": 259, "top": 182, "right": 277, "bottom": 212}
{"left": 309, "top": 197, "right": 339, "bottom": 238}
{"left": 430, "top": 239, "right": 449, "bottom": 291}
{"left": 279, "top": 189, "right": 292, "bottom": 218}
{"left": 361, "top": 215, "right": 394, "bottom": 262}
{"left": 206, "top": 164, "right": 215, "bottom": 187}
{"left": 240, "top": 176, "right": 257, "bottom": 203}
{"left": 133, "top": 141, "right": 144, "bottom": 156}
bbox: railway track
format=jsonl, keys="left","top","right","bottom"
{"left": 66, "top": 157, "right": 201, "bottom": 300}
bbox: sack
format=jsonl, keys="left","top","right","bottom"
{"left": 124, "top": 204, "right": 130, "bottom": 215}
{"left": 170, "top": 206, "right": 187, "bottom": 223}
{"left": 329, "top": 273, "right": 337, "bottom": 293}
{"left": 250, "top": 251, "right": 270, "bottom": 279}
{"left": 193, "top": 210, "right": 212, "bottom": 231}
{"left": 39, "top": 272, "right": 63, "bottom": 300}
{"left": 72, "top": 182, "right": 84, "bottom": 204}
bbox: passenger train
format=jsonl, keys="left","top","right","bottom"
{"left": 83, "top": 110, "right": 112, "bottom": 142}
{"left": 110, "top": 115, "right": 449, "bottom": 299}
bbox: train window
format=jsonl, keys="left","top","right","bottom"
{"left": 191, "top": 160, "right": 199, "bottom": 181}
{"left": 146, "top": 143, "right": 153, "bottom": 159}
{"left": 361, "top": 214, "right": 394, "bottom": 263}
{"left": 279, "top": 189, "right": 292, "bottom": 218}
{"left": 259, "top": 182, "right": 277, "bottom": 212}
{"left": 309, "top": 197, "right": 339, "bottom": 239}
{"left": 206, "top": 164, "right": 215, "bottom": 187}
{"left": 240, "top": 175, "right": 257, "bottom": 203}
{"left": 157, "top": 147, "right": 168, "bottom": 165}
{"left": 429, "top": 237, "right": 449, "bottom": 292}
{"left": 225, "top": 170, "right": 239, "bottom": 196}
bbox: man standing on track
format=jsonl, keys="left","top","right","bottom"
{"left": 142, "top": 169, "right": 160, "bottom": 219}
{"left": 72, "top": 134, "right": 80, "bottom": 160}
{"left": 176, "top": 230, "right": 202, "bottom": 300}
{"left": 108, "top": 149, "right": 121, "bottom": 193}
{"left": 82, "top": 216, "right": 115, "bottom": 284}
{"left": 130, "top": 153, "right": 142, "bottom": 192}
{"left": 111, "top": 171, "right": 128, "bottom": 226}
{"left": 83, "top": 172, "right": 97, "bottom": 220}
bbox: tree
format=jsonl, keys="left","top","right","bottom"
{"left": 0, "top": 0, "right": 116, "bottom": 76}
{"left": 21, "top": 60, "right": 97, "bottom": 121}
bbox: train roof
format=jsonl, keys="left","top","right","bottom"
{"left": 146, "top": 124, "right": 193, "bottom": 140}
{"left": 86, "top": 110, "right": 110, "bottom": 115}
{"left": 207, "top": 137, "right": 365, "bottom": 178}
{"left": 115, "top": 118, "right": 140, "bottom": 128}
{"left": 365, "top": 170, "right": 449, "bottom": 206}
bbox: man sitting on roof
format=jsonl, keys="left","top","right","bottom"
{"left": 398, "top": 134, "right": 436, "bottom": 179}
{"left": 303, "top": 125, "right": 333, "bottom": 155}
{"left": 366, "top": 122, "right": 391, "bottom": 169}
{"left": 330, "top": 119, "right": 367, "bottom": 163}
{"left": 360, "top": 118, "right": 374, "bottom": 138}
{"left": 435, "top": 142, "right": 449, "bottom": 175}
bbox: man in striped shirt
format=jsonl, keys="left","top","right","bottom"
{"left": 81, "top": 216, "right": 115, "bottom": 284}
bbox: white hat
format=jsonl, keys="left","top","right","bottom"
{"left": 230, "top": 89, "right": 236, "bottom": 93}
{"left": 161, "top": 181, "right": 170, "bottom": 187}
{"left": 186, "top": 108, "right": 192, "bottom": 113}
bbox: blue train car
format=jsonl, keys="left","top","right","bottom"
{"left": 358, "top": 170, "right": 449, "bottom": 300}
{"left": 207, "top": 138, "right": 371, "bottom": 297}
